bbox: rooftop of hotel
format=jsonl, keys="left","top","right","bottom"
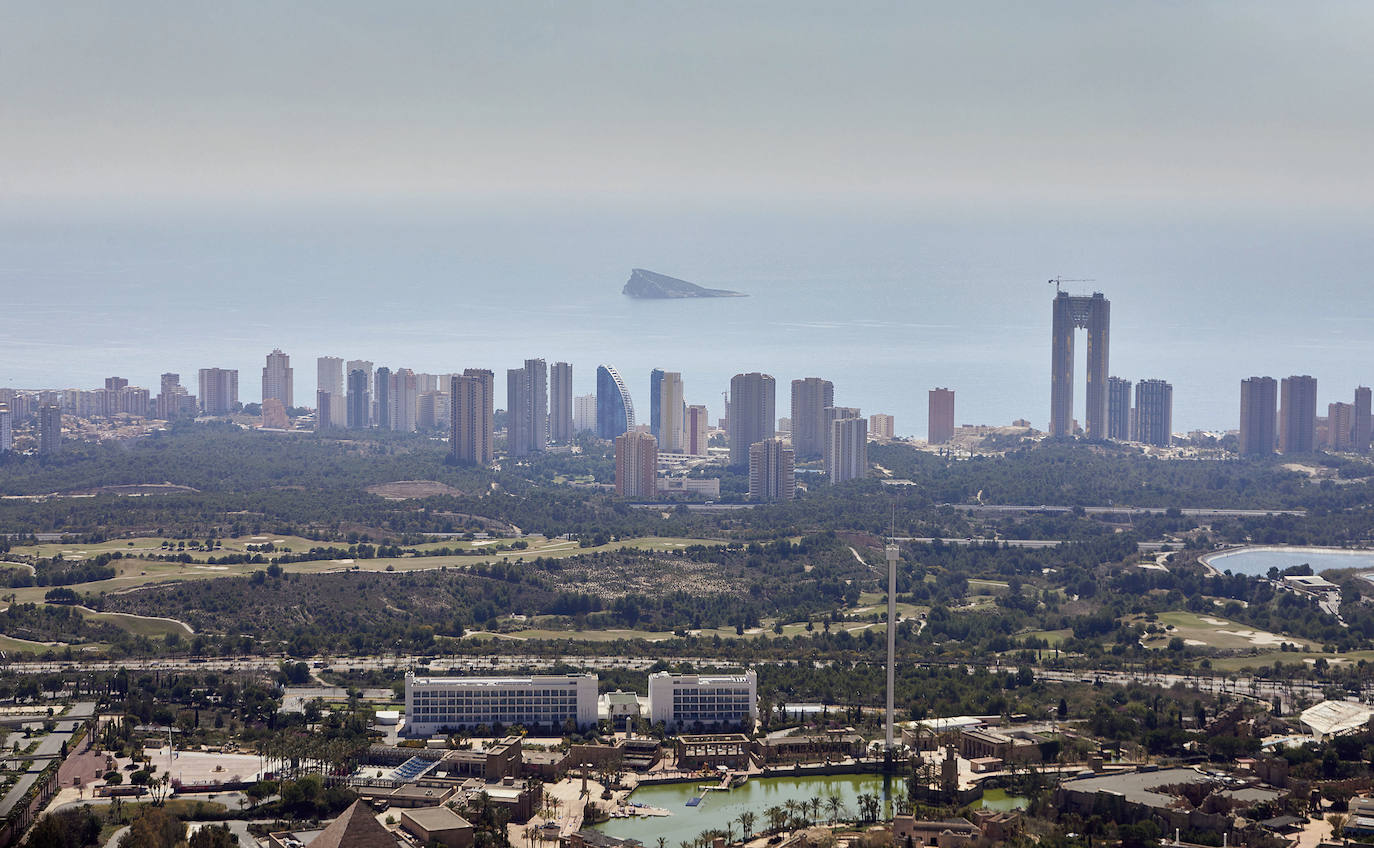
{"left": 650, "top": 671, "right": 754, "bottom": 684}
{"left": 407, "top": 673, "right": 595, "bottom": 686}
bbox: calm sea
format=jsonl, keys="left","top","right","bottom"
{"left": 3, "top": 203, "right": 1371, "bottom": 439}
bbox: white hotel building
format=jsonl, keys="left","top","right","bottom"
{"left": 647, "top": 671, "right": 757, "bottom": 731}
{"left": 405, "top": 674, "right": 599, "bottom": 736}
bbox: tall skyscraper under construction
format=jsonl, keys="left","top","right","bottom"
{"left": 1050, "top": 291, "right": 1109, "bottom": 439}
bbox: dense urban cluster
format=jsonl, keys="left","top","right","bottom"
{"left": 0, "top": 292, "right": 1372, "bottom": 848}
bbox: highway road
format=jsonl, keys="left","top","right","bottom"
{"left": 894, "top": 537, "right": 1172, "bottom": 552}
{"left": 950, "top": 504, "right": 1306, "bottom": 518}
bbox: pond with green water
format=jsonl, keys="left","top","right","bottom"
{"left": 970, "top": 788, "right": 1027, "bottom": 811}
{"left": 594, "top": 774, "right": 899, "bottom": 846}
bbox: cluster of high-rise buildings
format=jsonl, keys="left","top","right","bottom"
{"left": 1048, "top": 291, "right": 1175, "bottom": 447}
{"left": 1238, "top": 376, "right": 1370, "bottom": 456}
{"left": 0, "top": 370, "right": 241, "bottom": 456}
{"left": 1, "top": 344, "right": 897, "bottom": 494}
{"left": 1044, "top": 290, "right": 1372, "bottom": 456}
{"left": 8, "top": 294, "right": 1372, "bottom": 473}
{"left": 1100, "top": 377, "right": 1174, "bottom": 448}
{"left": 1, "top": 402, "right": 63, "bottom": 457}
{"left": 300, "top": 353, "right": 503, "bottom": 466}
{"left": 0, "top": 371, "right": 238, "bottom": 426}
{"left": 600, "top": 370, "right": 883, "bottom": 501}
{"left": 726, "top": 373, "right": 873, "bottom": 502}
{"left": 307, "top": 352, "right": 478, "bottom": 436}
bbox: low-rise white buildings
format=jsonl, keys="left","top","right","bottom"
{"left": 647, "top": 670, "right": 756, "bottom": 731}
{"left": 405, "top": 673, "right": 599, "bottom": 736}
{"left": 656, "top": 476, "right": 721, "bottom": 497}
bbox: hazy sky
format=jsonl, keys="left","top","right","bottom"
{"left": 6, "top": 1, "right": 1374, "bottom": 212}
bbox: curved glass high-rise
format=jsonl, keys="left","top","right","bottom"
{"left": 596, "top": 365, "right": 636, "bottom": 440}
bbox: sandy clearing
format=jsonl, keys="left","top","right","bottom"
{"left": 1217, "top": 628, "right": 1303, "bottom": 647}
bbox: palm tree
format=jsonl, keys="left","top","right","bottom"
{"left": 738, "top": 811, "right": 756, "bottom": 839}
{"left": 825, "top": 794, "right": 842, "bottom": 824}
{"left": 766, "top": 805, "right": 787, "bottom": 834}
{"left": 784, "top": 800, "right": 802, "bottom": 829}
{"left": 806, "top": 797, "right": 822, "bottom": 825}
{"left": 857, "top": 793, "right": 880, "bottom": 823}
{"left": 657, "top": 838, "right": 668, "bottom": 848}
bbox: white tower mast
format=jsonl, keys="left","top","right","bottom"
{"left": 885, "top": 539, "right": 899, "bottom": 750}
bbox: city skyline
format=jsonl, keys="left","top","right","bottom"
{"left": 6, "top": 340, "right": 1372, "bottom": 450}
{"left": 3, "top": 7, "right": 1374, "bottom": 844}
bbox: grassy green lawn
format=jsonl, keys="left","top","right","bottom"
{"left": 1022, "top": 628, "right": 1072, "bottom": 646}
{"left": 1131, "top": 610, "right": 1307, "bottom": 652}
{"left": 12, "top": 534, "right": 715, "bottom": 564}
{"left": 468, "top": 628, "right": 681, "bottom": 642}
{"left": 851, "top": 593, "right": 929, "bottom": 619}
{"left": 0, "top": 634, "right": 59, "bottom": 654}
{"left": 11, "top": 534, "right": 323, "bottom": 560}
{"left": 5, "top": 536, "right": 718, "bottom": 606}
{"left": 1207, "top": 648, "right": 1374, "bottom": 672}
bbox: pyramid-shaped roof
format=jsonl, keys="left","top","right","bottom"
{"left": 309, "top": 800, "right": 401, "bottom": 848}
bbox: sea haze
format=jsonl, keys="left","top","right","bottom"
{"left": 2, "top": 202, "right": 1371, "bottom": 439}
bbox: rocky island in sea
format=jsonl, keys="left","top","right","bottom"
{"left": 622, "top": 268, "right": 746, "bottom": 299}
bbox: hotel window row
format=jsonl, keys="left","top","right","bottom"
{"left": 404, "top": 674, "right": 599, "bottom": 736}
{"left": 648, "top": 671, "right": 757, "bottom": 730}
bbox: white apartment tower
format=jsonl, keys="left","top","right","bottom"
{"left": 317, "top": 356, "right": 344, "bottom": 396}
{"left": 391, "top": 369, "right": 418, "bottom": 432}
{"left": 748, "top": 438, "right": 795, "bottom": 502}
{"left": 261, "top": 349, "right": 294, "bottom": 408}
{"left": 197, "top": 368, "right": 239, "bottom": 415}
{"left": 573, "top": 393, "right": 597, "bottom": 434}
{"left": 828, "top": 415, "right": 869, "bottom": 484}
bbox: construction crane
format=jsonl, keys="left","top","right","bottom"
{"left": 1048, "top": 276, "right": 1094, "bottom": 293}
